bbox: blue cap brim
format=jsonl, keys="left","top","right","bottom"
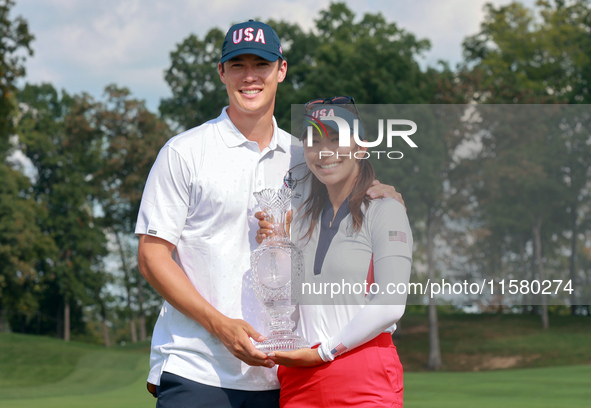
{"left": 220, "top": 49, "right": 281, "bottom": 64}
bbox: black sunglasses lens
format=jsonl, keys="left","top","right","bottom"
{"left": 305, "top": 96, "right": 357, "bottom": 113}
{"left": 305, "top": 99, "right": 325, "bottom": 108}
{"left": 330, "top": 96, "right": 353, "bottom": 104}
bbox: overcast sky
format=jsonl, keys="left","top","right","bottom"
{"left": 13, "top": 0, "right": 536, "bottom": 112}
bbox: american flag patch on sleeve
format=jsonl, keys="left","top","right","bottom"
{"left": 389, "top": 231, "right": 407, "bottom": 243}
{"left": 331, "top": 343, "right": 347, "bottom": 356}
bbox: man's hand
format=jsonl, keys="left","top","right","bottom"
{"left": 267, "top": 348, "right": 324, "bottom": 368}
{"left": 213, "top": 316, "right": 276, "bottom": 368}
{"left": 367, "top": 180, "right": 405, "bottom": 208}
{"left": 255, "top": 211, "right": 273, "bottom": 244}
{"left": 138, "top": 235, "right": 275, "bottom": 368}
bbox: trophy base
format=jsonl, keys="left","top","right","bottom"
{"left": 255, "top": 330, "right": 309, "bottom": 353}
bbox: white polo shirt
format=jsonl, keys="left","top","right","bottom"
{"left": 135, "top": 107, "right": 303, "bottom": 391}
{"left": 292, "top": 198, "right": 413, "bottom": 354}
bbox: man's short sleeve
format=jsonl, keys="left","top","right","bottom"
{"left": 369, "top": 198, "right": 412, "bottom": 262}
{"left": 135, "top": 145, "right": 192, "bottom": 246}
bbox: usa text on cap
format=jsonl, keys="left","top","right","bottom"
{"left": 221, "top": 20, "right": 284, "bottom": 63}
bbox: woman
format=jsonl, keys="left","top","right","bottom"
{"left": 257, "top": 97, "right": 412, "bottom": 407}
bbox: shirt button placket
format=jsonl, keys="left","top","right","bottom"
{"left": 256, "top": 157, "right": 265, "bottom": 190}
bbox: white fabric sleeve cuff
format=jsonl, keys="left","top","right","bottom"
{"left": 317, "top": 342, "right": 334, "bottom": 362}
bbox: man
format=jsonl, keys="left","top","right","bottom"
{"left": 136, "top": 20, "right": 401, "bottom": 408}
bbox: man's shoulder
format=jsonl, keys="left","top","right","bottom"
{"left": 165, "top": 112, "right": 228, "bottom": 150}
{"left": 280, "top": 129, "right": 303, "bottom": 163}
{"left": 276, "top": 125, "right": 296, "bottom": 139}
{"left": 275, "top": 126, "right": 301, "bottom": 148}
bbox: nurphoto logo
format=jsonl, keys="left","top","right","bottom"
{"left": 303, "top": 107, "right": 418, "bottom": 160}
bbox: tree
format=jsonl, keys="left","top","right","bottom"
{"left": 96, "top": 84, "right": 171, "bottom": 342}
{"left": 0, "top": 0, "right": 33, "bottom": 154}
{"left": 159, "top": 29, "right": 226, "bottom": 132}
{"left": 460, "top": 0, "right": 591, "bottom": 324}
{"left": 0, "top": 0, "right": 36, "bottom": 331}
{"left": 0, "top": 164, "right": 55, "bottom": 332}
{"left": 17, "top": 84, "right": 108, "bottom": 341}
{"left": 298, "top": 2, "right": 431, "bottom": 105}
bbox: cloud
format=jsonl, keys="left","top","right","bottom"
{"left": 13, "top": 0, "right": 538, "bottom": 111}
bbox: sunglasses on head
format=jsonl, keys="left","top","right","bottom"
{"left": 304, "top": 96, "right": 359, "bottom": 115}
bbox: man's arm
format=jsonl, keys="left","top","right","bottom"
{"left": 138, "top": 234, "right": 275, "bottom": 368}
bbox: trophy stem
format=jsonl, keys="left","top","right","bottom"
{"left": 266, "top": 301, "right": 295, "bottom": 332}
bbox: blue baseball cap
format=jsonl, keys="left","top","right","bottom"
{"left": 302, "top": 105, "right": 365, "bottom": 140}
{"left": 221, "top": 20, "right": 284, "bottom": 63}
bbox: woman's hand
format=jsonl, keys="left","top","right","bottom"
{"left": 267, "top": 347, "right": 324, "bottom": 368}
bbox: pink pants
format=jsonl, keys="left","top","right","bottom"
{"left": 277, "top": 333, "right": 403, "bottom": 407}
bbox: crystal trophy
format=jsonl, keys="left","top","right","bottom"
{"left": 251, "top": 188, "right": 309, "bottom": 353}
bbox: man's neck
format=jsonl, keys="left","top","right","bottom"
{"left": 227, "top": 106, "right": 275, "bottom": 151}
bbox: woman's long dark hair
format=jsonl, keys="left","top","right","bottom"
{"left": 299, "top": 156, "right": 375, "bottom": 242}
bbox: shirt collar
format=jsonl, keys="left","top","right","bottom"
{"left": 321, "top": 196, "right": 351, "bottom": 228}
{"left": 218, "top": 106, "right": 288, "bottom": 153}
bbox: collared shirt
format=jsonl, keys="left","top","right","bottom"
{"left": 136, "top": 107, "right": 301, "bottom": 390}
{"left": 293, "top": 198, "right": 412, "bottom": 347}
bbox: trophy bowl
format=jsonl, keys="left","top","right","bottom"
{"left": 251, "top": 188, "right": 309, "bottom": 353}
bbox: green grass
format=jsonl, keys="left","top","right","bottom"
{"left": 396, "top": 313, "right": 591, "bottom": 371}
{"left": 1, "top": 313, "right": 590, "bottom": 407}
{"left": 405, "top": 365, "right": 591, "bottom": 408}
{"left": 0, "top": 333, "right": 153, "bottom": 407}
{"left": 0, "top": 375, "right": 155, "bottom": 408}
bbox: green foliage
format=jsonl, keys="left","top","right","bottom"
{"left": 302, "top": 3, "right": 431, "bottom": 104}
{"left": 398, "top": 312, "right": 591, "bottom": 371}
{"left": 0, "top": 0, "right": 33, "bottom": 155}
{"left": 462, "top": 0, "right": 591, "bottom": 103}
{"left": 457, "top": 1, "right": 591, "bottom": 312}
{"left": 0, "top": 0, "right": 39, "bottom": 328}
{"left": 159, "top": 2, "right": 432, "bottom": 131}
{"left": 97, "top": 84, "right": 172, "bottom": 232}
{"left": 268, "top": 19, "right": 319, "bottom": 130}
{"left": 15, "top": 84, "right": 108, "bottom": 335}
{"left": 159, "top": 29, "right": 226, "bottom": 131}
{"left": 7, "top": 82, "right": 167, "bottom": 339}
{"left": 95, "top": 84, "right": 171, "bottom": 339}
{"left": 0, "top": 164, "right": 55, "bottom": 324}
